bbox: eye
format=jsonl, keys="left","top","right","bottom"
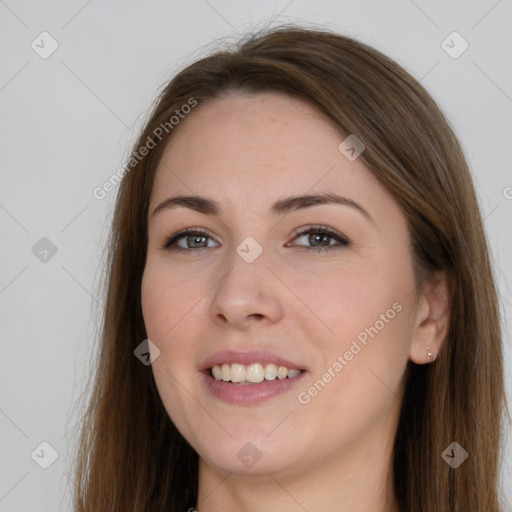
{"left": 161, "top": 225, "right": 349, "bottom": 254}
{"left": 162, "top": 228, "right": 219, "bottom": 252}
{"left": 289, "top": 225, "right": 349, "bottom": 254}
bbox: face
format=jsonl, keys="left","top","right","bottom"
{"left": 141, "top": 92, "right": 420, "bottom": 480}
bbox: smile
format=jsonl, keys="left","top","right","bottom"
{"left": 210, "top": 363, "right": 303, "bottom": 383}
{"left": 200, "top": 350, "right": 308, "bottom": 404}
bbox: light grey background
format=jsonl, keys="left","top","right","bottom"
{"left": 1, "top": 1, "right": 511, "bottom": 510}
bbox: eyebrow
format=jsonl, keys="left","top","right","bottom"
{"left": 150, "top": 192, "right": 373, "bottom": 224}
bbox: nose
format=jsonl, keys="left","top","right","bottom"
{"left": 208, "top": 244, "right": 284, "bottom": 330}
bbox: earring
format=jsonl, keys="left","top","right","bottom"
{"left": 426, "top": 346, "right": 433, "bottom": 360}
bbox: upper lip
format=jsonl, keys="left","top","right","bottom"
{"left": 199, "top": 350, "right": 307, "bottom": 372}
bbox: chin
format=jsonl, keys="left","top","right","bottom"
{"left": 197, "top": 442, "right": 305, "bottom": 477}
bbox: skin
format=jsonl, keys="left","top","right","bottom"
{"left": 141, "top": 92, "right": 449, "bottom": 512}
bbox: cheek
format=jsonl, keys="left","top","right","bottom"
{"left": 141, "top": 262, "right": 207, "bottom": 429}
{"left": 297, "top": 257, "right": 414, "bottom": 414}
{"left": 306, "top": 263, "right": 400, "bottom": 348}
{"left": 140, "top": 260, "right": 208, "bottom": 410}
{"left": 297, "top": 310, "right": 411, "bottom": 446}
{"left": 141, "top": 258, "right": 220, "bottom": 384}
{"left": 141, "top": 260, "right": 207, "bottom": 341}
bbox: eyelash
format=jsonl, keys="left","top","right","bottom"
{"left": 161, "top": 225, "right": 349, "bottom": 254}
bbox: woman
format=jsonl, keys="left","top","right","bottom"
{"left": 74, "top": 25, "right": 507, "bottom": 511}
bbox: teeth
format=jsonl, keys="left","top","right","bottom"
{"left": 211, "top": 365, "right": 222, "bottom": 380}
{"left": 221, "top": 363, "right": 231, "bottom": 381}
{"left": 264, "top": 363, "right": 277, "bottom": 380}
{"left": 231, "top": 363, "right": 246, "bottom": 383}
{"left": 210, "top": 363, "right": 303, "bottom": 383}
{"left": 246, "top": 363, "right": 264, "bottom": 383}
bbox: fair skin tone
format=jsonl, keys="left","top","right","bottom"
{"left": 141, "top": 92, "right": 449, "bottom": 512}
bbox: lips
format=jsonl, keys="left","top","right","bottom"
{"left": 199, "top": 350, "right": 308, "bottom": 404}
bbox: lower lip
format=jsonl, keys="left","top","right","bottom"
{"left": 201, "top": 370, "right": 307, "bottom": 404}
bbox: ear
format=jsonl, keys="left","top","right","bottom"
{"left": 409, "top": 273, "right": 451, "bottom": 364}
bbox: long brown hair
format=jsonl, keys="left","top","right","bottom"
{"left": 73, "top": 25, "right": 507, "bottom": 511}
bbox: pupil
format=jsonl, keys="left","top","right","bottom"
{"left": 309, "top": 233, "right": 329, "bottom": 246}
{"left": 189, "top": 235, "right": 206, "bottom": 248}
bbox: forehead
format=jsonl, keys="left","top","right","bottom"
{"left": 158, "top": 93, "right": 337, "bottom": 176}
{"left": 150, "top": 92, "right": 395, "bottom": 223}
